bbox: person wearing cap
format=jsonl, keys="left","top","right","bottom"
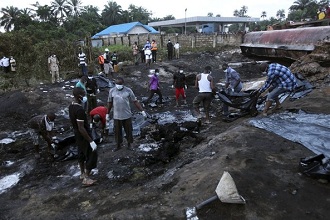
{"left": 193, "top": 66, "right": 214, "bottom": 124}
{"left": 27, "top": 112, "right": 56, "bottom": 159}
{"left": 221, "top": 63, "right": 243, "bottom": 116}
{"left": 90, "top": 105, "right": 109, "bottom": 142}
{"left": 258, "top": 62, "right": 297, "bottom": 116}
{"left": 167, "top": 39, "right": 174, "bottom": 60}
{"left": 172, "top": 69, "right": 187, "bottom": 107}
{"left": 103, "top": 48, "right": 114, "bottom": 78}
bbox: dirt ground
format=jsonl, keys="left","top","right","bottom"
{"left": 1, "top": 49, "right": 330, "bottom": 220}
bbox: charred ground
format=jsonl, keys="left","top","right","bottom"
{"left": 1, "top": 49, "right": 330, "bottom": 220}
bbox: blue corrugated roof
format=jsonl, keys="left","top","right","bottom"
{"left": 92, "top": 22, "right": 158, "bottom": 39}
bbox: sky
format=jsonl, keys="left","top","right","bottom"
{"left": 1, "top": 0, "right": 295, "bottom": 19}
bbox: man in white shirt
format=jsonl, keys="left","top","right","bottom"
{"left": 174, "top": 42, "right": 180, "bottom": 59}
{"left": 193, "top": 66, "right": 214, "bottom": 124}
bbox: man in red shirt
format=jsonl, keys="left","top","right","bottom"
{"left": 90, "top": 105, "right": 109, "bottom": 141}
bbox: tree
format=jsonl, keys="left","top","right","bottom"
{"left": 101, "top": 1, "right": 123, "bottom": 26}
{"left": 261, "top": 11, "right": 267, "bottom": 20}
{"left": 207, "top": 12, "right": 213, "bottom": 17}
{"left": 216, "top": 14, "right": 221, "bottom": 17}
{"left": 51, "top": 0, "right": 69, "bottom": 22}
{"left": 0, "top": 6, "right": 21, "bottom": 32}
{"left": 66, "top": 0, "right": 84, "bottom": 17}
{"left": 35, "top": 5, "right": 53, "bottom": 22}
{"left": 240, "top": 5, "right": 248, "bottom": 17}
{"left": 233, "top": 9, "right": 240, "bottom": 17}
{"left": 276, "top": 9, "right": 286, "bottom": 20}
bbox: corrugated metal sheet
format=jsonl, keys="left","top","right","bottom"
{"left": 240, "top": 26, "right": 330, "bottom": 60}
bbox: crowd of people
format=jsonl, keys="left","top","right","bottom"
{"left": 25, "top": 42, "right": 299, "bottom": 187}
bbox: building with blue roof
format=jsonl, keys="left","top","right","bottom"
{"left": 92, "top": 22, "right": 159, "bottom": 39}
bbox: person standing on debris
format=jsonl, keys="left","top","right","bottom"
{"left": 9, "top": 56, "right": 16, "bottom": 72}
{"left": 167, "top": 39, "right": 174, "bottom": 60}
{"left": 151, "top": 39, "right": 158, "bottom": 63}
{"left": 107, "top": 77, "right": 147, "bottom": 151}
{"left": 90, "top": 105, "right": 109, "bottom": 142}
{"left": 144, "top": 46, "right": 152, "bottom": 68}
{"left": 27, "top": 112, "right": 56, "bottom": 159}
{"left": 221, "top": 63, "right": 243, "bottom": 116}
{"left": 132, "top": 42, "right": 139, "bottom": 65}
{"left": 76, "top": 75, "right": 88, "bottom": 111}
{"left": 69, "top": 87, "right": 98, "bottom": 186}
{"left": 145, "top": 69, "right": 163, "bottom": 105}
{"left": 103, "top": 48, "right": 114, "bottom": 78}
{"left": 98, "top": 52, "right": 104, "bottom": 73}
{"left": 78, "top": 48, "right": 87, "bottom": 76}
{"left": 258, "top": 63, "right": 297, "bottom": 116}
{"left": 174, "top": 42, "right": 180, "bottom": 59}
{"left": 48, "top": 53, "right": 60, "bottom": 84}
{"left": 172, "top": 69, "right": 187, "bottom": 107}
{"left": 193, "top": 66, "right": 215, "bottom": 124}
{"left": 86, "top": 70, "right": 99, "bottom": 113}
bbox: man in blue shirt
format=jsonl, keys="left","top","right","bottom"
{"left": 258, "top": 63, "right": 297, "bottom": 116}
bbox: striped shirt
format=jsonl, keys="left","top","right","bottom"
{"left": 260, "top": 63, "right": 297, "bottom": 93}
{"left": 78, "top": 52, "right": 86, "bottom": 65}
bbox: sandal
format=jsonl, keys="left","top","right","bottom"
{"left": 82, "top": 177, "right": 97, "bottom": 186}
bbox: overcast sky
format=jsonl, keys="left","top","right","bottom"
{"left": 1, "top": 0, "right": 295, "bottom": 19}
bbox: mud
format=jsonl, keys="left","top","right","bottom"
{"left": 1, "top": 49, "right": 330, "bottom": 220}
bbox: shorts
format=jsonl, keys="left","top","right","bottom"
{"left": 76, "top": 134, "right": 98, "bottom": 170}
{"left": 193, "top": 92, "right": 213, "bottom": 109}
{"left": 267, "top": 87, "right": 288, "bottom": 102}
{"left": 175, "top": 88, "right": 186, "bottom": 99}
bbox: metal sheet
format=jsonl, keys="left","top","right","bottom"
{"left": 240, "top": 26, "right": 330, "bottom": 60}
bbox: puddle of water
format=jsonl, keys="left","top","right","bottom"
{"left": 0, "top": 173, "right": 20, "bottom": 194}
{"left": 250, "top": 111, "right": 330, "bottom": 158}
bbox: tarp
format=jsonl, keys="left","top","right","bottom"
{"left": 250, "top": 111, "right": 330, "bottom": 158}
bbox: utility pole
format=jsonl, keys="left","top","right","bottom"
{"left": 185, "top": 8, "right": 187, "bottom": 35}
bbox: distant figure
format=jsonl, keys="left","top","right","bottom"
{"left": 132, "top": 42, "right": 139, "bottom": 65}
{"left": 78, "top": 48, "right": 87, "bottom": 76}
{"left": 193, "top": 66, "right": 214, "bottom": 124}
{"left": 174, "top": 42, "right": 180, "bottom": 59}
{"left": 103, "top": 48, "right": 114, "bottom": 78}
{"left": 167, "top": 39, "right": 174, "bottom": 60}
{"left": 86, "top": 70, "right": 99, "bottom": 113}
{"left": 144, "top": 46, "right": 152, "bottom": 68}
{"left": 27, "top": 113, "right": 56, "bottom": 159}
{"left": 145, "top": 69, "right": 163, "bottom": 105}
{"left": 221, "top": 63, "right": 243, "bottom": 116}
{"left": 9, "top": 56, "right": 16, "bottom": 72}
{"left": 173, "top": 69, "right": 187, "bottom": 107}
{"left": 0, "top": 56, "right": 10, "bottom": 73}
{"left": 151, "top": 39, "right": 158, "bottom": 63}
{"left": 69, "top": 87, "right": 98, "bottom": 186}
{"left": 144, "top": 40, "right": 151, "bottom": 50}
{"left": 98, "top": 52, "right": 104, "bottom": 73}
{"left": 48, "top": 53, "right": 60, "bottom": 84}
{"left": 258, "top": 63, "right": 297, "bottom": 116}
{"left": 140, "top": 47, "right": 146, "bottom": 63}
{"left": 111, "top": 51, "right": 118, "bottom": 69}
{"left": 107, "top": 77, "right": 146, "bottom": 151}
